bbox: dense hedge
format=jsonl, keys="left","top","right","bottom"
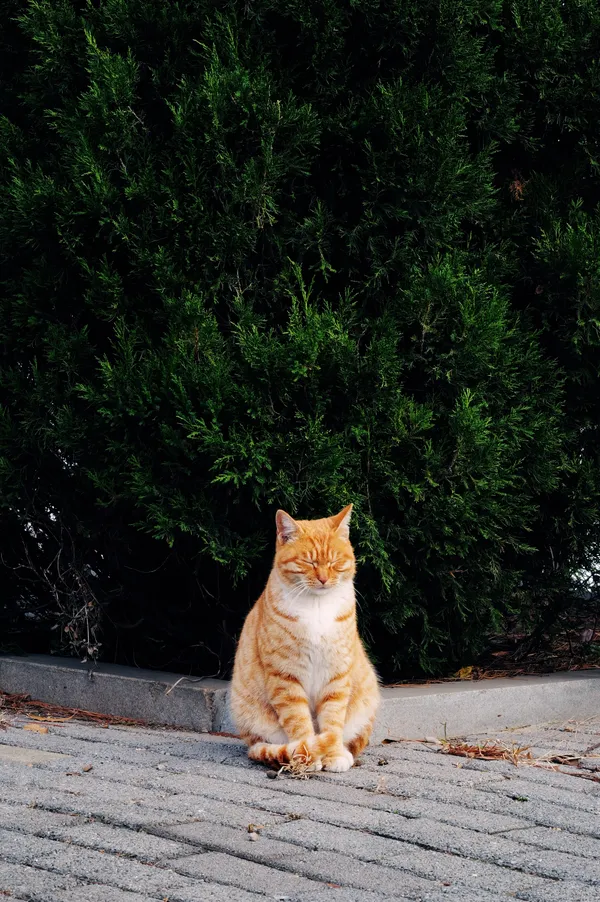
{"left": 1, "top": 0, "right": 599, "bottom": 679}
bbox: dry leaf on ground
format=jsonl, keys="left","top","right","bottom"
{"left": 23, "top": 723, "right": 49, "bottom": 735}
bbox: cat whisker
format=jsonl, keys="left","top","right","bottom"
{"left": 353, "top": 586, "right": 366, "bottom": 612}
{"left": 288, "top": 583, "right": 310, "bottom": 603}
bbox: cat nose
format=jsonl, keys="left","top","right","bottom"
{"left": 316, "top": 572, "right": 328, "bottom": 585}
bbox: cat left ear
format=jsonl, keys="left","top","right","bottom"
{"left": 276, "top": 509, "right": 300, "bottom": 544}
{"left": 330, "top": 504, "right": 353, "bottom": 539}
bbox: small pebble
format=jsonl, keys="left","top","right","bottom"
{"left": 248, "top": 832, "right": 259, "bottom": 841}
{"left": 377, "top": 758, "right": 389, "bottom": 767}
{"left": 266, "top": 770, "right": 278, "bottom": 779}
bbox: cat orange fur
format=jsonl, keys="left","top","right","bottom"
{"left": 230, "top": 505, "right": 380, "bottom": 772}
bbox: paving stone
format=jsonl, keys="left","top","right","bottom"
{"left": 0, "top": 778, "right": 273, "bottom": 834}
{"left": 165, "top": 887, "right": 267, "bottom": 902}
{"left": 0, "top": 731, "right": 166, "bottom": 769}
{"left": 168, "top": 821, "right": 438, "bottom": 897}
{"left": 0, "top": 852, "right": 261, "bottom": 902}
{"left": 165, "top": 889, "right": 265, "bottom": 902}
{"left": 270, "top": 890, "right": 394, "bottom": 902}
{"left": 504, "top": 824, "right": 600, "bottom": 860}
{"left": 0, "top": 860, "right": 81, "bottom": 899}
{"left": 0, "top": 759, "right": 289, "bottom": 832}
{"left": 457, "top": 757, "right": 600, "bottom": 796}
{"left": 515, "top": 881, "right": 600, "bottom": 902}
{"left": 1, "top": 715, "right": 598, "bottom": 902}
{"left": 20, "top": 728, "right": 592, "bottom": 840}
{"left": 479, "top": 773, "right": 600, "bottom": 816}
{"left": 375, "top": 759, "right": 597, "bottom": 815}
{"left": 171, "top": 851, "right": 328, "bottom": 896}
{"left": 148, "top": 750, "right": 599, "bottom": 837}
{"left": 41, "top": 753, "right": 532, "bottom": 836}
{"left": 508, "top": 847, "right": 600, "bottom": 884}
{"left": 274, "top": 853, "right": 430, "bottom": 898}
{"left": 421, "top": 890, "right": 510, "bottom": 902}
{"left": 265, "top": 818, "right": 548, "bottom": 895}
{"left": 4, "top": 750, "right": 595, "bottom": 881}
{"left": 51, "top": 887, "right": 154, "bottom": 902}
{"left": 163, "top": 767, "right": 529, "bottom": 834}
{"left": 0, "top": 801, "right": 81, "bottom": 834}
{"left": 46, "top": 820, "right": 194, "bottom": 862}
{"left": 0, "top": 827, "right": 194, "bottom": 896}
{"left": 312, "top": 758, "right": 599, "bottom": 821}
{"left": 0, "top": 742, "right": 71, "bottom": 764}
{"left": 332, "top": 753, "right": 505, "bottom": 786}
{"left": 0, "top": 780, "right": 198, "bottom": 830}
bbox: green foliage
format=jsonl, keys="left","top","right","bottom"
{"left": 1, "top": 0, "right": 599, "bottom": 677}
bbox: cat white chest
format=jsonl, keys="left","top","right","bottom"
{"left": 300, "top": 597, "right": 339, "bottom": 640}
{"left": 294, "top": 584, "right": 350, "bottom": 636}
{"left": 294, "top": 585, "right": 352, "bottom": 708}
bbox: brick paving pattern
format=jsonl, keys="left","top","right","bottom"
{"left": 1, "top": 708, "right": 598, "bottom": 901}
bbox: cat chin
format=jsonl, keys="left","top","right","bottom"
{"left": 305, "top": 582, "right": 337, "bottom": 594}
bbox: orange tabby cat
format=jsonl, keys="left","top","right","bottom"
{"left": 230, "top": 505, "right": 380, "bottom": 772}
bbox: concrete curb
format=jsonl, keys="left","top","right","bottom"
{"left": 0, "top": 655, "right": 228, "bottom": 734}
{"left": 1, "top": 653, "right": 599, "bottom": 740}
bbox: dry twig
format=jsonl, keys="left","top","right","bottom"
{"left": 277, "top": 746, "right": 318, "bottom": 779}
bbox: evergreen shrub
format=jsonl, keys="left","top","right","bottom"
{"left": 1, "top": 0, "right": 599, "bottom": 678}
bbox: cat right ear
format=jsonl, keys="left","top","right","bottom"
{"left": 276, "top": 510, "right": 299, "bottom": 544}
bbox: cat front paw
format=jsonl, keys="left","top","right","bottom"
{"left": 322, "top": 747, "right": 354, "bottom": 772}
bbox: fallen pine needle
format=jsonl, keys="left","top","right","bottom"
{"left": 554, "top": 769, "right": 600, "bottom": 784}
{"left": 0, "top": 691, "right": 149, "bottom": 728}
{"left": 26, "top": 714, "right": 76, "bottom": 724}
{"left": 538, "top": 753, "right": 600, "bottom": 765}
{"left": 440, "top": 739, "right": 533, "bottom": 765}
{"left": 439, "top": 738, "right": 600, "bottom": 779}
{"left": 164, "top": 676, "right": 205, "bottom": 696}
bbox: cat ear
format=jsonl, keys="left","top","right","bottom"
{"left": 276, "top": 509, "right": 300, "bottom": 544}
{"left": 330, "top": 504, "right": 353, "bottom": 539}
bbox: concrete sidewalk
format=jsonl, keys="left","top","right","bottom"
{"left": 1, "top": 709, "right": 599, "bottom": 901}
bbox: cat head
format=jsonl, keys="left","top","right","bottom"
{"left": 274, "top": 505, "right": 355, "bottom": 595}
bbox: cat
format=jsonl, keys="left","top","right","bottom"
{"left": 230, "top": 504, "right": 380, "bottom": 772}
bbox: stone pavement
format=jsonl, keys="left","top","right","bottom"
{"left": 0, "top": 711, "right": 599, "bottom": 902}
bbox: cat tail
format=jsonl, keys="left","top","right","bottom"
{"left": 247, "top": 739, "right": 321, "bottom": 771}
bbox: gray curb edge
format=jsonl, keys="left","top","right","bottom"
{"left": 1, "top": 654, "right": 599, "bottom": 741}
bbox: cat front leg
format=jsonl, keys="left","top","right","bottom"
{"left": 313, "top": 675, "right": 353, "bottom": 772}
{"left": 265, "top": 673, "right": 322, "bottom": 770}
